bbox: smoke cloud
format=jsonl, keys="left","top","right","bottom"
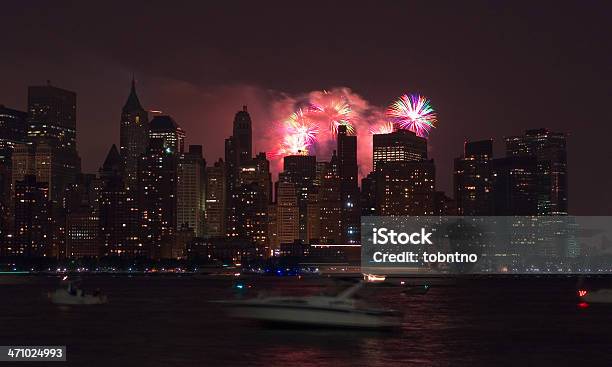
{"left": 255, "top": 87, "right": 390, "bottom": 179}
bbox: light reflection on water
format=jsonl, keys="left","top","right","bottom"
{"left": 0, "top": 276, "right": 611, "bottom": 366}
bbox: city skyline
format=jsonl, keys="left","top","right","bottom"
{"left": 1, "top": 2, "right": 612, "bottom": 214}
{"left": 1, "top": 80, "right": 576, "bottom": 211}
{"left": 0, "top": 78, "right": 569, "bottom": 260}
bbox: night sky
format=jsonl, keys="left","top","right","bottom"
{"left": 1, "top": 1, "right": 611, "bottom": 214}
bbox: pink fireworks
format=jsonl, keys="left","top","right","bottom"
{"left": 387, "top": 94, "right": 437, "bottom": 138}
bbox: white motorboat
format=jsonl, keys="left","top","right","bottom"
{"left": 578, "top": 288, "right": 612, "bottom": 304}
{"left": 48, "top": 282, "right": 108, "bottom": 305}
{"left": 216, "top": 282, "right": 401, "bottom": 329}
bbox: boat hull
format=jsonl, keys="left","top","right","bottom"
{"left": 224, "top": 303, "right": 401, "bottom": 329}
{"left": 48, "top": 290, "right": 108, "bottom": 305}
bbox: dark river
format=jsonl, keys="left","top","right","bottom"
{"left": 1, "top": 275, "right": 611, "bottom": 366}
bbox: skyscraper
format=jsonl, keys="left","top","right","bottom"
{"left": 281, "top": 155, "right": 316, "bottom": 242}
{"left": 119, "top": 78, "right": 149, "bottom": 189}
{"left": 236, "top": 152, "right": 272, "bottom": 249}
{"left": 371, "top": 128, "right": 436, "bottom": 216}
{"left": 205, "top": 159, "right": 226, "bottom": 237}
{"left": 27, "top": 83, "right": 77, "bottom": 152}
{"left": 225, "top": 106, "right": 253, "bottom": 238}
{"left": 149, "top": 115, "right": 185, "bottom": 153}
{"left": 232, "top": 106, "right": 253, "bottom": 164}
{"left": 99, "top": 144, "right": 145, "bottom": 257}
{"left": 376, "top": 160, "right": 436, "bottom": 215}
{"left": 25, "top": 83, "right": 81, "bottom": 205}
{"left": 318, "top": 152, "right": 343, "bottom": 244}
{"left": 360, "top": 172, "right": 378, "bottom": 216}
{"left": 505, "top": 129, "right": 568, "bottom": 215}
{"left": 491, "top": 156, "right": 539, "bottom": 215}
{"left": 373, "top": 129, "right": 427, "bottom": 170}
{"left": 12, "top": 175, "right": 52, "bottom": 257}
{"left": 276, "top": 181, "right": 299, "bottom": 245}
{"left": 454, "top": 140, "right": 494, "bottom": 215}
{"left": 11, "top": 142, "right": 73, "bottom": 206}
{"left": 0, "top": 105, "right": 27, "bottom": 246}
{"left": 64, "top": 173, "right": 101, "bottom": 258}
{"left": 138, "top": 138, "right": 178, "bottom": 258}
{"left": 177, "top": 145, "right": 206, "bottom": 237}
{"left": 337, "top": 125, "right": 359, "bottom": 243}
{"left": 0, "top": 105, "right": 27, "bottom": 166}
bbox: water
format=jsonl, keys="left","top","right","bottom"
{"left": 1, "top": 276, "right": 611, "bottom": 366}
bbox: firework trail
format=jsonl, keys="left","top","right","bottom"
{"left": 309, "top": 95, "right": 354, "bottom": 135}
{"left": 267, "top": 88, "right": 437, "bottom": 178}
{"left": 275, "top": 91, "right": 356, "bottom": 156}
{"left": 387, "top": 94, "right": 437, "bottom": 138}
{"left": 274, "top": 109, "right": 319, "bottom": 156}
{"left": 369, "top": 121, "right": 395, "bottom": 135}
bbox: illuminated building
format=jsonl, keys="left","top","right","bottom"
{"left": 205, "top": 159, "right": 226, "bottom": 237}
{"left": 371, "top": 128, "right": 436, "bottom": 216}
{"left": 224, "top": 106, "right": 253, "bottom": 238}
{"left": 138, "top": 138, "right": 178, "bottom": 259}
{"left": 27, "top": 83, "right": 77, "bottom": 152}
{"left": 505, "top": 129, "right": 567, "bottom": 215}
{"left": 66, "top": 211, "right": 99, "bottom": 258}
{"left": 337, "top": 125, "right": 360, "bottom": 243}
{"left": 0, "top": 105, "right": 27, "bottom": 247}
{"left": 149, "top": 115, "right": 185, "bottom": 153}
{"left": 236, "top": 152, "right": 272, "bottom": 250}
{"left": 26, "top": 83, "right": 81, "bottom": 204}
{"left": 0, "top": 105, "right": 27, "bottom": 165}
{"left": 99, "top": 144, "right": 144, "bottom": 257}
{"left": 12, "top": 175, "right": 52, "bottom": 257}
{"left": 376, "top": 160, "right": 436, "bottom": 215}
{"left": 454, "top": 140, "right": 494, "bottom": 215}
{"left": 177, "top": 145, "right": 206, "bottom": 237}
{"left": 9, "top": 142, "right": 60, "bottom": 207}
{"left": 119, "top": 78, "right": 149, "bottom": 189}
{"left": 318, "top": 152, "right": 342, "bottom": 244}
{"left": 280, "top": 154, "right": 316, "bottom": 242}
{"left": 373, "top": 129, "right": 427, "bottom": 170}
{"left": 64, "top": 174, "right": 101, "bottom": 258}
{"left": 276, "top": 181, "right": 299, "bottom": 245}
{"left": 267, "top": 203, "right": 280, "bottom": 252}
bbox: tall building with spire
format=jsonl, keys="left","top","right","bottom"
{"left": 225, "top": 106, "right": 253, "bottom": 238}
{"left": 120, "top": 78, "right": 149, "bottom": 189}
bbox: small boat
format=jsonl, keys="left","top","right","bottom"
{"left": 215, "top": 281, "right": 401, "bottom": 329}
{"left": 401, "top": 285, "right": 430, "bottom": 295}
{"left": 364, "top": 274, "right": 386, "bottom": 283}
{"left": 578, "top": 288, "right": 612, "bottom": 304}
{"left": 48, "top": 282, "right": 107, "bottom": 305}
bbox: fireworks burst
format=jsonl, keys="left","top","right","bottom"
{"left": 275, "top": 92, "right": 358, "bottom": 157}
{"left": 274, "top": 109, "right": 319, "bottom": 156}
{"left": 387, "top": 94, "right": 437, "bottom": 138}
{"left": 309, "top": 97, "right": 354, "bottom": 135}
{"left": 369, "top": 121, "right": 395, "bottom": 135}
